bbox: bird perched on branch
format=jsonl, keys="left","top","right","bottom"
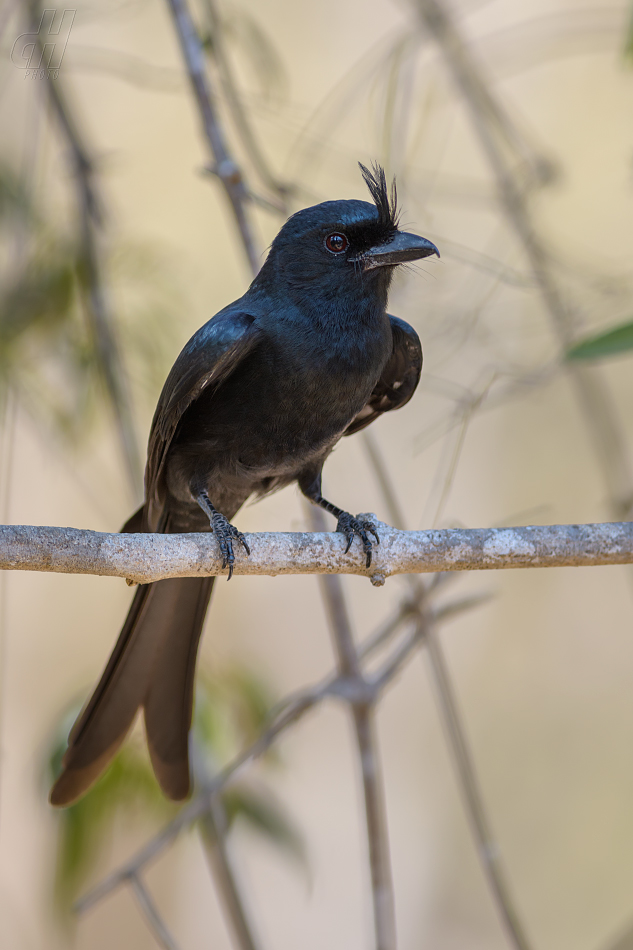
{"left": 50, "top": 163, "right": 439, "bottom": 806}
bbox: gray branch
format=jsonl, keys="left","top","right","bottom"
{"left": 165, "top": 0, "right": 260, "bottom": 274}
{"left": 364, "top": 433, "right": 534, "bottom": 950}
{"left": 74, "top": 585, "right": 460, "bottom": 917}
{"left": 310, "top": 505, "right": 396, "bottom": 950}
{"left": 28, "top": 0, "right": 143, "bottom": 496}
{"left": 2, "top": 521, "right": 632, "bottom": 584}
{"left": 199, "top": 802, "right": 261, "bottom": 950}
{"left": 129, "top": 874, "right": 182, "bottom": 950}
{"left": 414, "top": 0, "right": 633, "bottom": 521}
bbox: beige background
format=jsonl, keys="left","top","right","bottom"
{"left": 2, "top": 0, "right": 633, "bottom": 947}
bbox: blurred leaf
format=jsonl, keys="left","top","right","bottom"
{"left": 47, "top": 666, "right": 295, "bottom": 914}
{"left": 0, "top": 154, "right": 184, "bottom": 449}
{"left": 194, "top": 667, "right": 278, "bottom": 766}
{"left": 223, "top": 667, "right": 277, "bottom": 744}
{"left": 221, "top": 784, "right": 307, "bottom": 868}
{"left": 0, "top": 251, "right": 77, "bottom": 351}
{"left": 0, "top": 214, "right": 179, "bottom": 442}
{"left": 0, "top": 239, "right": 103, "bottom": 441}
{"left": 565, "top": 320, "right": 633, "bottom": 361}
{"left": 48, "top": 707, "right": 173, "bottom": 915}
{"left": 0, "top": 163, "right": 34, "bottom": 223}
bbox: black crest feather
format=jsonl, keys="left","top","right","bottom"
{"left": 359, "top": 162, "right": 399, "bottom": 231}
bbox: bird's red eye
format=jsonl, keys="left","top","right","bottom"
{"left": 325, "top": 232, "right": 349, "bottom": 254}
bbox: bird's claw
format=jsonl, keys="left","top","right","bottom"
{"left": 336, "top": 513, "right": 380, "bottom": 568}
{"left": 210, "top": 512, "right": 250, "bottom": 580}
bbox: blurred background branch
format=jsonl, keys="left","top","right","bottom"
{"left": 364, "top": 430, "right": 533, "bottom": 950}
{"left": 165, "top": 0, "right": 260, "bottom": 274}
{"left": 414, "top": 0, "right": 633, "bottom": 521}
{"left": 26, "top": 0, "right": 143, "bottom": 497}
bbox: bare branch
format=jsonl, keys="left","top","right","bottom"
{"left": 2, "top": 521, "right": 633, "bottom": 583}
{"left": 353, "top": 705, "right": 396, "bottom": 950}
{"left": 365, "top": 433, "right": 534, "bottom": 950}
{"left": 309, "top": 505, "right": 396, "bottom": 950}
{"left": 28, "top": 0, "right": 143, "bottom": 496}
{"left": 165, "top": 0, "right": 260, "bottom": 274}
{"left": 70, "top": 550, "right": 540, "bottom": 920}
{"left": 75, "top": 683, "right": 326, "bottom": 916}
{"left": 200, "top": 0, "right": 290, "bottom": 212}
{"left": 192, "top": 743, "right": 262, "bottom": 950}
{"left": 424, "top": 627, "right": 534, "bottom": 950}
{"left": 73, "top": 551, "right": 429, "bottom": 926}
{"left": 129, "top": 873, "right": 182, "bottom": 950}
{"left": 414, "top": 0, "right": 633, "bottom": 521}
{"left": 199, "top": 802, "right": 261, "bottom": 950}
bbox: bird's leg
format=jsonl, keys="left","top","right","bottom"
{"left": 195, "top": 489, "right": 250, "bottom": 580}
{"left": 298, "top": 472, "right": 379, "bottom": 568}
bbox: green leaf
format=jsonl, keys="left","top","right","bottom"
{"left": 565, "top": 321, "right": 633, "bottom": 361}
{"left": 46, "top": 665, "right": 289, "bottom": 914}
{"left": 194, "top": 668, "right": 278, "bottom": 765}
{"left": 48, "top": 711, "right": 174, "bottom": 916}
{"left": 0, "top": 163, "right": 34, "bottom": 223}
{"left": 0, "top": 253, "right": 76, "bottom": 349}
{"left": 221, "top": 785, "right": 307, "bottom": 868}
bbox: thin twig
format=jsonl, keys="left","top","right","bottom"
{"left": 75, "top": 688, "right": 322, "bottom": 915}
{"left": 73, "top": 580, "right": 501, "bottom": 916}
{"left": 129, "top": 873, "right": 182, "bottom": 950}
{"left": 362, "top": 432, "right": 409, "bottom": 530}
{"left": 309, "top": 505, "right": 397, "bottom": 950}
{"left": 165, "top": 0, "right": 260, "bottom": 274}
{"left": 73, "top": 570, "right": 418, "bottom": 934}
{"left": 157, "top": 6, "right": 276, "bottom": 947}
{"left": 199, "top": 802, "right": 261, "bottom": 950}
{"left": 356, "top": 597, "right": 420, "bottom": 661}
{"left": 424, "top": 628, "right": 533, "bottom": 950}
{"left": 373, "top": 616, "right": 426, "bottom": 692}
{"left": 364, "top": 433, "right": 534, "bottom": 950}
{"left": 200, "top": 0, "right": 290, "bottom": 212}
{"left": 414, "top": 0, "right": 633, "bottom": 521}
{"left": 430, "top": 592, "right": 492, "bottom": 624}
{"left": 28, "top": 0, "right": 143, "bottom": 497}
{"left": 192, "top": 742, "right": 261, "bottom": 950}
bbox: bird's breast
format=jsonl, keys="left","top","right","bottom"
{"left": 166, "top": 310, "right": 392, "bottom": 493}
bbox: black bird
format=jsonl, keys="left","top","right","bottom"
{"left": 50, "top": 164, "right": 438, "bottom": 806}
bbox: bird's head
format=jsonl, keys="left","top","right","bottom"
{"left": 256, "top": 164, "right": 439, "bottom": 302}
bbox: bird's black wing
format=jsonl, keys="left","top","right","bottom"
{"left": 144, "top": 309, "right": 262, "bottom": 518}
{"left": 51, "top": 310, "right": 263, "bottom": 806}
{"left": 344, "top": 314, "right": 422, "bottom": 436}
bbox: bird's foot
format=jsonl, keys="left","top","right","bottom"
{"left": 336, "top": 513, "right": 380, "bottom": 568}
{"left": 210, "top": 512, "right": 250, "bottom": 580}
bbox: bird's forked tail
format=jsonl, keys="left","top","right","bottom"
{"left": 50, "top": 575, "right": 214, "bottom": 806}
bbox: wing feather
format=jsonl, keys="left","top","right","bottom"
{"left": 344, "top": 314, "right": 422, "bottom": 436}
{"left": 144, "top": 310, "right": 262, "bottom": 515}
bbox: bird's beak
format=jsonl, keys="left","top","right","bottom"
{"left": 351, "top": 231, "right": 439, "bottom": 270}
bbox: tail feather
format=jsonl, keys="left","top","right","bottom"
{"left": 144, "top": 577, "right": 215, "bottom": 800}
{"left": 50, "top": 576, "right": 214, "bottom": 807}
